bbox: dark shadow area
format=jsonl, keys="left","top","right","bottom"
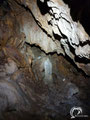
{"left": 75, "top": 56, "right": 90, "bottom": 64}
{"left": 53, "top": 31, "right": 62, "bottom": 41}
{"left": 64, "top": 54, "right": 86, "bottom": 76}
{"left": 63, "top": 0, "right": 90, "bottom": 36}
{"left": 80, "top": 40, "right": 90, "bottom": 46}
{"left": 0, "top": 0, "right": 5, "bottom": 5}
{"left": 37, "top": 0, "right": 50, "bottom": 15}
{"left": 0, "top": 0, "right": 10, "bottom": 9}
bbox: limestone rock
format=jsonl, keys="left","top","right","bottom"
{"left": 12, "top": 0, "right": 90, "bottom": 75}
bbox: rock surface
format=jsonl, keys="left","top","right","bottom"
{"left": 12, "top": 0, "right": 90, "bottom": 75}
{"left": 0, "top": 0, "right": 90, "bottom": 120}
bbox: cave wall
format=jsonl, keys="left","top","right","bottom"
{"left": 8, "top": 0, "right": 90, "bottom": 75}
{"left": 0, "top": 0, "right": 90, "bottom": 120}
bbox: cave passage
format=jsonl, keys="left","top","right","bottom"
{"left": 0, "top": 0, "right": 90, "bottom": 120}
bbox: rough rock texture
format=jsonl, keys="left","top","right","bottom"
{"left": 12, "top": 0, "right": 90, "bottom": 75}
{"left": 0, "top": 0, "right": 90, "bottom": 120}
